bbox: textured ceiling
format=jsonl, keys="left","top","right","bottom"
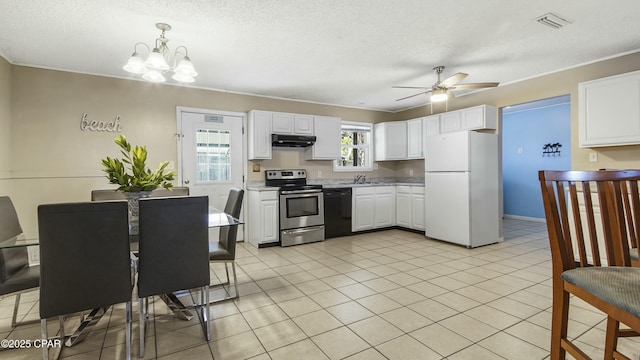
{"left": 1, "top": 0, "right": 639, "bottom": 112}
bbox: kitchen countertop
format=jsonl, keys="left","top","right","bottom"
{"left": 322, "top": 182, "right": 424, "bottom": 188}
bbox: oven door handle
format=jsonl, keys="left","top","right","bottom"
{"left": 280, "top": 189, "right": 323, "bottom": 195}
{"left": 282, "top": 225, "right": 325, "bottom": 235}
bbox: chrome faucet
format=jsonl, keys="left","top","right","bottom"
{"left": 353, "top": 174, "right": 366, "bottom": 184}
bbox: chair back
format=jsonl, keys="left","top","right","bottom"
{"left": 137, "top": 196, "right": 209, "bottom": 298}
{"left": 219, "top": 188, "right": 244, "bottom": 258}
{"left": 539, "top": 170, "right": 640, "bottom": 275}
{"left": 150, "top": 187, "right": 189, "bottom": 198}
{"left": 38, "top": 201, "right": 131, "bottom": 319}
{"left": 0, "top": 196, "right": 31, "bottom": 291}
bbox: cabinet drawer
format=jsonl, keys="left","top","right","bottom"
{"left": 260, "top": 190, "right": 279, "bottom": 201}
{"left": 375, "top": 186, "right": 394, "bottom": 194}
{"left": 396, "top": 185, "right": 411, "bottom": 194}
{"left": 354, "top": 187, "right": 375, "bottom": 195}
{"left": 411, "top": 186, "right": 425, "bottom": 195}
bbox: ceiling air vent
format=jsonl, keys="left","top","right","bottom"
{"left": 535, "top": 12, "right": 571, "bottom": 29}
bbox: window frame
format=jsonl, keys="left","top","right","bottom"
{"left": 333, "top": 120, "right": 373, "bottom": 172}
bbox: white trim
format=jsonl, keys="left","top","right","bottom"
{"left": 333, "top": 120, "right": 373, "bottom": 172}
{"left": 503, "top": 214, "right": 546, "bottom": 223}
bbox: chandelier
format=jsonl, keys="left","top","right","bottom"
{"left": 123, "top": 23, "right": 197, "bottom": 83}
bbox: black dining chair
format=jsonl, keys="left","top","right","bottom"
{"left": 0, "top": 196, "right": 40, "bottom": 328}
{"left": 38, "top": 201, "right": 132, "bottom": 360}
{"left": 137, "top": 196, "right": 210, "bottom": 358}
{"left": 209, "top": 188, "right": 244, "bottom": 302}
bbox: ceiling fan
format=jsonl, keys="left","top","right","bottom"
{"left": 393, "top": 66, "right": 499, "bottom": 102}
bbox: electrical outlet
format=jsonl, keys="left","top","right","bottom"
{"left": 589, "top": 152, "right": 598, "bottom": 162}
{"left": 28, "top": 248, "right": 39, "bottom": 263}
{"left": 373, "top": 163, "right": 379, "bottom": 170}
{"left": 167, "top": 161, "right": 175, "bottom": 170}
{"left": 252, "top": 163, "right": 261, "bottom": 172}
{"left": 318, "top": 170, "right": 322, "bottom": 178}
{"left": 409, "top": 169, "right": 414, "bottom": 176}
{"left": 518, "top": 147, "right": 524, "bottom": 154}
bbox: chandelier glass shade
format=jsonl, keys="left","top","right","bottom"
{"left": 123, "top": 23, "right": 197, "bottom": 83}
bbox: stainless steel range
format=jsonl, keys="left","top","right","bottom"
{"left": 265, "top": 169, "right": 325, "bottom": 247}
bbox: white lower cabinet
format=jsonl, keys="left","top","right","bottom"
{"left": 352, "top": 186, "right": 396, "bottom": 231}
{"left": 395, "top": 185, "right": 425, "bottom": 231}
{"left": 247, "top": 189, "right": 279, "bottom": 247}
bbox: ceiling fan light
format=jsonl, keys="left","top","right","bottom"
{"left": 172, "top": 72, "right": 195, "bottom": 83}
{"left": 174, "top": 56, "right": 197, "bottom": 77}
{"left": 123, "top": 53, "right": 149, "bottom": 74}
{"left": 142, "top": 69, "right": 166, "bottom": 83}
{"left": 431, "top": 89, "right": 448, "bottom": 102}
{"left": 144, "top": 49, "right": 170, "bottom": 70}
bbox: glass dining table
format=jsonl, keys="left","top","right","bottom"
{"left": 1, "top": 206, "right": 243, "bottom": 348}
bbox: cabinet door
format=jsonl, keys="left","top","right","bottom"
{"left": 272, "top": 112, "right": 294, "bottom": 134}
{"left": 407, "top": 118, "right": 423, "bottom": 159}
{"left": 260, "top": 199, "right": 279, "bottom": 243}
{"left": 306, "top": 116, "right": 341, "bottom": 160}
{"left": 411, "top": 192, "right": 425, "bottom": 230}
{"left": 248, "top": 111, "right": 272, "bottom": 159}
{"left": 374, "top": 187, "right": 395, "bottom": 228}
{"left": 461, "top": 106, "right": 485, "bottom": 130}
{"left": 353, "top": 194, "right": 375, "bottom": 231}
{"left": 440, "top": 111, "right": 462, "bottom": 133}
{"left": 579, "top": 70, "right": 640, "bottom": 147}
{"left": 396, "top": 192, "right": 412, "bottom": 228}
{"left": 375, "top": 122, "right": 408, "bottom": 160}
{"left": 294, "top": 114, "right": 314, "bottom": 135}
{"left": 424, "top": 115, "right": 440, "bottom": 137}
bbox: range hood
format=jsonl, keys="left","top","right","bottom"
{"left": 271, "top": 134, "right": 316, "bottom": 147}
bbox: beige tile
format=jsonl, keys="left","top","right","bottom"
{"left": 382, "top": 287, "right": 426, "bottom": 306}
{"left": 308, "top": 289, "right": 351, "bottom": 308}
{"left": 269, "top": 339, "right": 329, "bottom": 360}
{"left": 345, "top": 269, "right": 379, "bottom": 282}
{"left": 277, "top": 296, "right": 321, "bottom": 318}
{"left": 411, "top": 323, "right": 473, "bottom": 357}
{"left": 155, "top": 324, "right": 211, "bottom": 357}
{"left": 256, "top": 277, "right": 291, "bottom": 291}
{"left": 253, "top": 319, "right": 307, "bottom": 351}
{"left": 326, "top": 301, "right": 375, "bottom": 325}
{"left": 321, "top": 274, "right": 358, "bottom": 288}
{"left": 242, "top": 304, "right": 289, "bottom": 329}
{"left": 431, "top": 291, "right": 481, "bottom": 312}
{"left": 380, "top": 307, "right": 433, "bottom": 333}
{"left": 157, "top": 343, "right": 213, "bottom": 359}
{"left": 210, "top": 313, "right": 252, "bottom": 341}
{"left": 234, "top": 292, "right": 274, "bottom": 312}
{"left": 454, "top": 285, "right": 503, "bottom": 303}
{"left": 487, "top": 297, "right": 541, "bottom": 319}
{"left": 337, "top": 283, "right": 378, "bottom": 300}
{"left": 383, "top": 272, "right": 422, "bottom": 286}
{"left": 311, "top": 327, "right": 370, "bottom": 360}
{"left": 295, "top": 279, "right": 333, "bottom": 295}
{"left": 464, "top": 305, "right": 521, "bottom": 330}
{"left": 440, "top": 313, "right": 499, "bottom": 342}
{"left": 447, "top": 344, "right": 505, "bottom": 360}
{"left": 348, "top": 316, "right": 403, "bottom": 346}
{"left": 343, "top": 348, "right": 388, "bottom": 360}
{"left": 505, "top": 320, "right": 551, "bottom": 350}
{"left": 405, "top": 281, "right": 449, "bottom": 298}
{"left": 375, "top": 334, "right": 441, "bottom": 360}
{"left": 265, "top": 285, "right": 306, "bottom": 302}
{"left": 356, "top": 294, "right": 402, "bottom": 314}
{"left": 209, "top": 331, "right": 266, "bottom": 360}
{"left": 407, "top": 299, "right": 458, "bottom": 322}
{"left": 292, "top": 309, "right": 342, "bottom": 337}
{"left": 478, "top": 331, "right": 548, "bottom": 359}
{"left": 362, "top": 277, "right": 401, "bottom": 292}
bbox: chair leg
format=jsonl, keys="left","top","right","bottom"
{"left": 41, "top": 318, "right": 48, "bottom": 360}
{"left": 224, "top": 262, "right": 231, "bottom": 286}
{"left": 125, "top": 301, "right": 132, "bottom": 360}
{"left": 139, "top": 297, "right": 145, "bottom": 358}
{"left": 604, "top": 317, "right": 619, "bottom": 360}
{"left": 11, "top": 292, "right": 39, "bottom": 327}
{"left": 550, "top": 286, "right": 569, "bottom": 360}
{"left": 231, "top": 261, "right": 239, "bottom": 299}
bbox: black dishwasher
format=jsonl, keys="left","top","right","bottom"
{"left": 323, "top": 188, "right": 352, "bottom": 239}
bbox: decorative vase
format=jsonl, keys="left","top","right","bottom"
{"left": 123, "top": 191, "right": 152, "bottom": 235}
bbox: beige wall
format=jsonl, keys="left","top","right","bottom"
{"left": 6, "top": 65, "right": 392, "bottom": 236}
{"left": 395, "top": 51, "right": 640, "bottom": 171}
{"left": 0, "top": 56, "right": 11, "bottom": 194}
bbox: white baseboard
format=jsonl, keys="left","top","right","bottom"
{"left": 503, "top": 214, "right": 546, "bottom": 223}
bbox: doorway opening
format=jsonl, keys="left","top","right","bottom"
{"left": 501, "top": 95, "right": 571, "bottom": 221}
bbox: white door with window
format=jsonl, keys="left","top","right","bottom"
{"left": 178, "top": 107, "right": 245, "bottom": 239}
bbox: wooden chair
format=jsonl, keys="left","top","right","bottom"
{"left": 539, "top": 170, "right": 640, "bottom": 360}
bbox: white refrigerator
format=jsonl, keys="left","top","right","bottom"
{"left": 424, "top": 131, "right": 499, "bottom": 247}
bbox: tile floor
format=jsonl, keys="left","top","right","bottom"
{"left": 2, "top": 218, "right": 640, "bottom": 359}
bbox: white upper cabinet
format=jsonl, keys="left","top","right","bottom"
{"left": 579, "top": 70, "right": 640, "bottom": 147}
{"left": 423, "top": 115, "right": 440, "bottom": 137}
{"left": 407, "top": 118, "right": 423, "bottom": 159}
{"left": 248, "top": 110, "right": 272, "bottom": 160}
{"left": 271, "top": 113, "right": 315, "bottom": 135}
{"left": 374, "top": 122, "right": 408, "bottom": 161}
{"left": 294, "top": 114, "right": 314, "bottom": 135}
{"left": 305, "top": 116, "right": 341, "bottom": 160}
{"left": 440, "top": 105, "right": 496, "bottom": 133}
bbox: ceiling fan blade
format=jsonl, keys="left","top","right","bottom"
{"left": 450, "top": 82, "right": 499, "bottom": 90}
{"left": 446, "top": 90, "right": 455, "bottom": 99}
{"left": 392, "top": 86, "right": 430, "bottom": 89}
{"left": 438, "top": 72, "right": 468, "bottom": 88}
{"left": 396, "top": 90, "right": 432, "bottom": 101}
